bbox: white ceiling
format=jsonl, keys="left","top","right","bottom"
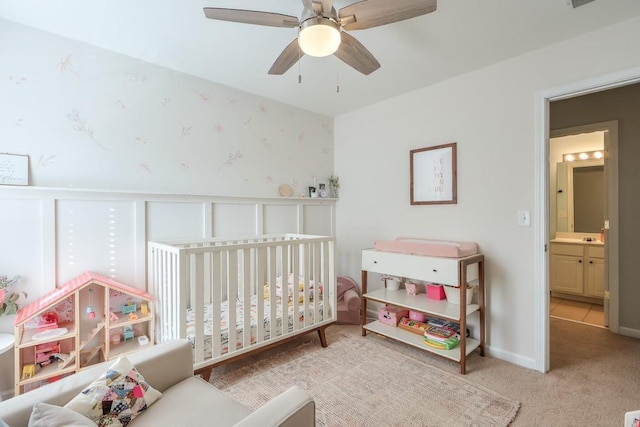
{"left": 2, "top": 0, "right": 640, "bottom": 117}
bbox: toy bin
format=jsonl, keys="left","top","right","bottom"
{"left": 443, "top": 285, "right": 474, "bottom": 305}
{"left": 378, "top": 305, "right": 409, "bottom": 326}
{"left": 426, "top": 283, "right": 446, "bottom": 300}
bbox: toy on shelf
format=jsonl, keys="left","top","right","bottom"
{"left": 405, "top": 281, "right": 419, "bottom": 296}
{"left": 123, "top": 325, "right": 134, "bottom": 341}
{"left": 37, "top": 312, "right": 58, "bottom": 332}
{"left": 140, "top": 303, "right": 148, "bottom": 316}
{"left": 85, "top": 288, "right": 96, "bottom": 319}
{"left": 122, "top": 302, "right": 137, "bottom": 315}
{"left": 109, "top": 311, "right": 119, "bottom": 322}
{"left": 35, "top": 342, "right": 60, "bottom": 367}
{"left": 21, "top": 364, "right": 35, "bottom": 380}
{"left": 128, "top": 312, "right": 138, "bottom": 321}
{"left": 110, "top": 333, "right": 121, "bottom": 345}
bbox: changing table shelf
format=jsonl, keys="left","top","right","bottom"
{"left": 361, "top": 249, "right": 485, "bottom": 374}
{"left": 364, "top": 288, "right": 480, "bottom": 321}
{"left": 363, "top": 321, "right": 481, "bottom": 361}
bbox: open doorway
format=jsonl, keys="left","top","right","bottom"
{"left": 548, "top": 125, "right": 613, "bottom": 329}
{"left": 535, "top": 73, "right": 640, "bottom": 373}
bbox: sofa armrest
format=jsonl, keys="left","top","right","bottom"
{"left": 232, "top": 386, "right": 315, "bottom": 427}
{"left": 343, "top": 289, "right": 361, "bottom": 310}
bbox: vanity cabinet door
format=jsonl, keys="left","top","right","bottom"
{"left": 586, "top": 257, "right": 605, "bottom": 298}
{"left": 550, "top": 254, "right": 584, "bottom": 295}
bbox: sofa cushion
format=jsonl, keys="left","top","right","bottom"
{"left": 130, "top": 376, "right": 252, "bottom": 426}
{"left": 28, "top": 403, "right": 94, "bottom": 427}
{"left": 65, "top": 355, "right": 162, "bottom": 427}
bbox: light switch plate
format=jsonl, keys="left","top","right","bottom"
{"left": 517, "top": 210, "right": 531, "bottom": 227}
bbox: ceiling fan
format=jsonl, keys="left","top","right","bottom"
{"left": 203, "top": 0, "right": 437, "bottom": 76}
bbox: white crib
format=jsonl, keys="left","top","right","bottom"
{"left": 148, "top": 234, "right": 336, "bottom": 376}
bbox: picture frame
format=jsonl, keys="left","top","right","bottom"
{"left": 410, "top": 142, "right": 457, "bottom": 205}
{"left": 0, "top": 153, "right": 29, "bottom": 186}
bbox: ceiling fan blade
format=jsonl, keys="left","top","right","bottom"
{"left": 269, "top": 39, "right": 303, "bottom": 75}
{"left": 203, "top": 8, "right": 299, "bottom": 28}
{"left": 334, "top": 31, "right": 380, "bottom": 75}
{"left": 339, "top": 0, "right": 437, "bottom": 31}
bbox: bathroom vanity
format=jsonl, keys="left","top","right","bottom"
{"left": 550, "top": 237, "right": 604, "bottom": 304}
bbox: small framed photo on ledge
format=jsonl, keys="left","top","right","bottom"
{"left": 410, "top": 142, "right": 457, "bottom": 205}
{"left": 0, "top": 153, "right": 29, "bottom": 186}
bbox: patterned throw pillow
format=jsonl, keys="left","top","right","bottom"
{"left": 65, "top": 355, "right": 162, "bottom": 427}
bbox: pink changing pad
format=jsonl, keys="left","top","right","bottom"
{"left": 374, "top": 237, "right": 478, "bottom": 258}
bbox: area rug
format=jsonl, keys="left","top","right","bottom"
{"left": 210, "top": 333, "right": 520, "bottom": 426}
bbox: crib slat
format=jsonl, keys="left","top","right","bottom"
{"left": 269, "top": 245, "right": 277, "bottom": 340}
{"left": 178, "top": 249, "right": 188, "bottom": 340}
{"left": 256, "top": 246, "right": 266, "bottom": 344}
{"left": 211, "top": 251, "right": 222, "bottom": 359}
{"left": 228, "top": 249, "right": 238, "bottom": 355}
{"left": 292, "top": 241, "right": 300, "bottom": 332}
{"left": 242, "top": 248, "right": 251, "bottom": 350}
{"left": 194, "top": 252, "right": 205, "bottom": 364}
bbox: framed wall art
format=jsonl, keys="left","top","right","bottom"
{"left": 0, "top": 153, "right": 29, "bottom": 186}
{"left": 410, "top": 142, "right": 457, "bottom": 205}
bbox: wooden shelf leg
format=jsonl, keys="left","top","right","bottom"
{"left": 361, "top": 270, "right": 368, "bottom": 336}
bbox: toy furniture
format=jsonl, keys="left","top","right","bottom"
{"left": 123, "top": 325, "right": 134, "bottom": 341}
{"left": 122, "top": 302, "right": 137, "bottom": 315}
{"left": 13, "top": 271, "right": 155, "bottom": 395}
{"left": 0, "top": 340, "right": 315, "bottom": 427}
{"left": 21, "top": 364, "right": 35, "bottom": 380}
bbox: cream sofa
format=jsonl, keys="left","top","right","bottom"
{"left": 0, "top": 339, "right": 315, "bottom": 426}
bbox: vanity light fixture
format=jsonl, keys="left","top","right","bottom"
{"left": 562, "top": 150, "right": 603, "bottom": 162}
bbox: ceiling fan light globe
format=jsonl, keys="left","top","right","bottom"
{"left": 298, "top": 18, "right": 341, "bottom": 57}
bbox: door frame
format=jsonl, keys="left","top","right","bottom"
{"left": 534, "top": 66, "right": 640, "bottom": 373}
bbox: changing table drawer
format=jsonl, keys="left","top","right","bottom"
{"left": 362, "top": 249, "right": 477, "bottom": 285}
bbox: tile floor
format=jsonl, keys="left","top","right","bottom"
{"left": 550, "top": 296, "right": 605, "bottom": 327}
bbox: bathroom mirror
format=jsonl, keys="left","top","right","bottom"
{"left": 556, "top": 159, "right": 604, "bottom": 233}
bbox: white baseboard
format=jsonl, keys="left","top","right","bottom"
{"left": 618, "top": 326, "right": 640, "bottom": 339}
{"left": 484, "top": 345, "right": 537, "bottom": 371}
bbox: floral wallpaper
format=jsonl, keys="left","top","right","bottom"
{"left": 0, "top": 19, "right": 334, "bottom": 197}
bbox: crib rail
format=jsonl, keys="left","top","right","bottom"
{"left": 148, "top": 234, "right": 335, "bottom": 370}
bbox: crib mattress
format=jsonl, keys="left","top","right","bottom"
{"left": 186, "top": 296, "right": 324, "bottom": 360}
{"left": 374, "top": 237, "right": 478, "bottom": 258}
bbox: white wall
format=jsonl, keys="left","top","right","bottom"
{"left": 0, "top": 18, "right": 333, "bottom": 197}
{"left": 335, "top": 16, "right": 640, "bottom": 369}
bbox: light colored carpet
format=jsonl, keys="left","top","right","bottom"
{"left": 210, "top": 332, "right": 520, "bottom": 426}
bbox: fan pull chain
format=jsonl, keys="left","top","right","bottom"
{"left": 298, "top": 47, "right": 302, "bottom": 84}
{"left": 336, "top": 60, "right": 340, "bottom": 93}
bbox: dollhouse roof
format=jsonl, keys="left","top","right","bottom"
{"left": 14, "top": 271, "right": 154, "bottom": 326}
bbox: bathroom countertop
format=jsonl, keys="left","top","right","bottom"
{"left": 550, "top": 237, "right": 604, "bottom": 246}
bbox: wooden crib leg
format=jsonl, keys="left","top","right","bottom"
{"left": 194, "top": 366, "right": 214, "bottom": 382}
{"left": 317, "top": 325, "right": 330, "bottom": 347}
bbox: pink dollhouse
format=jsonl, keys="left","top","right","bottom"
{"left": 13, "top": 271, "right": 155, "bottom": 395}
